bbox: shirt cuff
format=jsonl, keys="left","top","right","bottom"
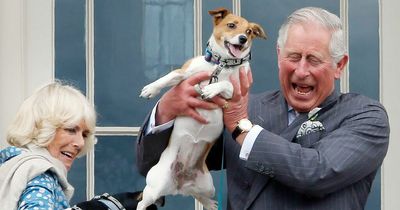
{"left": 239, "top": 125, "right": 263, "bottom": 160}
{"left": 145, "top": 102, "right": 175, "bottom": 135}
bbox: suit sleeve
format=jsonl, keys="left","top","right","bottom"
{"left": 245, "top": 98, "right": 390, "bottom": 196}
{"left": 136, "top": 113, "right": 172, "bottom": 176}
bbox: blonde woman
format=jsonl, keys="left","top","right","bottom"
{"left": 0, "top": 81, "right": 157, "bottom": 210}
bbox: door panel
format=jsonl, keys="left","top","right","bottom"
{"left": 55, "top": 0, "right": 381, "bottom": 209}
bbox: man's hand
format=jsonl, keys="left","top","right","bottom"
{"left": 213, "top": 67, "right": 253, "bottom": 134}
{"left": 156, "top": 71, "right": 219, "bottom": 125}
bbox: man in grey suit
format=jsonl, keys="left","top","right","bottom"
{"left": 136, "top": 7, "right": 389, "bottom": 210}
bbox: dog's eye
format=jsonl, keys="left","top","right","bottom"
{"left": 246, "top": 29, "right": 252, "bottom": 35}
{"left": 227, "top": 23, "right": 236, "bottom": 29}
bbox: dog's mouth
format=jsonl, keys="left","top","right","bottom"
{"left": 224, "top": 41, "right": 245, "bottom": 58}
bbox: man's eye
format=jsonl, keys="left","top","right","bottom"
{"left": 308, "top": 56, "right": 322, "bottom": 66}
{"left": 287, "top": 54, "right": 301, "bottom": 62}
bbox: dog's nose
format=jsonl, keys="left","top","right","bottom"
{"left": 239, "top": 35, "right": 247, "bottom": 44}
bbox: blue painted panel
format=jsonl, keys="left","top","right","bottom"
{"left": 55, "top": 0, "right": 86, "bottom": 92}
{"left": 55, "top": 0, "right": 382, "bottom": 209}
{"left": 349, "top": 1, "right": 381, "bottom": 209}
{"left": 94, "top": 136, "right": 145, "bottom": 194}
{"left": 94, "top": 0, "right": 194, "bottom": 126}
{"left": 349, "top": 0, "right": 380, "bottom": 99}
{"left": 68, "top": 157, "right": 87, "bottom": 205}
{"left": 55, "top": 0, "right": 87, "bottom": 205}
{"left": 94, "top": 136, "right": 195, "bottom": 210}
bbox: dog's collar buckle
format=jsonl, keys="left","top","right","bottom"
{"left": 205, "top": 46, "right": 251, "bottom": 84}
{"left": 208, "top": 63, "right": 226, "bottom": 84}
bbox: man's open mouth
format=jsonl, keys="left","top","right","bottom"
{"left": 293, "top": 83, "right": 313, "bottom": 96}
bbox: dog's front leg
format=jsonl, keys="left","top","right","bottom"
{"left": 140, "top": 71, "right": 184, "bottom": 98}
{"left": 201, "top": 81, "right": 233, "bottom": 99}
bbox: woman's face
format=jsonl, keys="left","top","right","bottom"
{"left": 47, "top": 120, "right": 89, "bottom": 171}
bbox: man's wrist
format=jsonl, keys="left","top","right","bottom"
{"left": 155, "top": 102, "right": 175, "bottom": 125}
{"left": 232, "top": 118, "right": 253, "bottom": 140}
{"left": 235, "top": 132, "right": 248, "bottom": 145}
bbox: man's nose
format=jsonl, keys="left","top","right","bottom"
{"left": 294, "top": 59, "right": 310, "bottom": 78}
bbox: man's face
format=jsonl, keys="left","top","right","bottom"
{"left": 277, "top": 23, "right": 347, "bottom": 112}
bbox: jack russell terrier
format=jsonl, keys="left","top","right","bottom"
{"left": 138, "top": 7, "right": 266, "bottom": 210}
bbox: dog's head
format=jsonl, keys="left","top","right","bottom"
{"left": 208, "top": 7, "right": 267, "bottom": 59}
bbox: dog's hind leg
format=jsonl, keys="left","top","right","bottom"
{"left": 138, "top": 158, "right": 176, "bottom": 210}
{"left": 194, "top": 195, "right": 218, "bottom": 210}
{"left": 136, "top": 185, "right": 160, "bottom": 210}
{"left": 189, "top": 171, "right": 217, "bottom": 210}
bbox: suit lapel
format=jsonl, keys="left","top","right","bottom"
{"left": 259, "top": 92, "right": 288, "bottom": 134}
{"left": 280, "top": 112, "right": 308, "bottom": 141}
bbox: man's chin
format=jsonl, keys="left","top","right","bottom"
{"left": 288, "top": 100, "right": 314, "bottom": 113}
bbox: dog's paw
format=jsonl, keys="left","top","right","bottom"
{"left": 201, "top": 85, "right": 220, "bottom": 99}
{"left": 201, "top": 198, "right": 218, "bottom": 210}
{"left": 140, "top": 84, "right": 160, "bottom": 99}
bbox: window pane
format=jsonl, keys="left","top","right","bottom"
{"left": 94, "top": 136, "right": 194, "bottom": 210}
{"left": 94, "top": 0, "right": 194, "bottom": 126}
{"left": 55, "top": 0, "right": 86, "bottom": 92}
{"left": 69, "top": 156, "right": 87, "bottom": 205}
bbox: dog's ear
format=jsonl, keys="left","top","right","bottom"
{"left": 250, "top": 23, "right": 267, "bottom": 39}
{"left": 208, "top": 7, "right": 231, "bottom": 26}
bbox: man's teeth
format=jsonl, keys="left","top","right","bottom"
{"left": 295, "top": 86, "right": 312, "bottom": 95}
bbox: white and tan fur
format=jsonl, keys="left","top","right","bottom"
{"left": 138, "top": 8, "right": 266, "bottom": 210}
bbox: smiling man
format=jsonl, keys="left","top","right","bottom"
{"left": 136, "top": 7, "right": 390, "bottom": 210}
{"left": 276, "top": 20, "right": 348, "bottom": 113}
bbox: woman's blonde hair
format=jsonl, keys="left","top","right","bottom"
{"left": 6, "top": 81, "right": 97, "bottom": 156}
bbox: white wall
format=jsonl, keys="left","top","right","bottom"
{"left": 0, "top": 0, "right": 54, "bottom": 148}
{"left": 380, "top": 1, "right": 400, "bottom": 209}
{"left": 0, "top": 0, "right": 25, "bottom": 148}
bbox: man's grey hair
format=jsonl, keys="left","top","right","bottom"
{"left": 277, "top": 7, "right": 347, "bottom": 63}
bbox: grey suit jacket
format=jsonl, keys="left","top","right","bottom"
{"left": 136, "top": 90, "right": 390, "bottom": 210}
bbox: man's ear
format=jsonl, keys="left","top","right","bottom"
{"left": 277, "top": 46, "right": 282, "bottom": 68}
{"left": 208, "top": 7, "right": 231, "bottom": 26}
{"left": 334, "top": 54, "right": 349, "bottom": 79}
